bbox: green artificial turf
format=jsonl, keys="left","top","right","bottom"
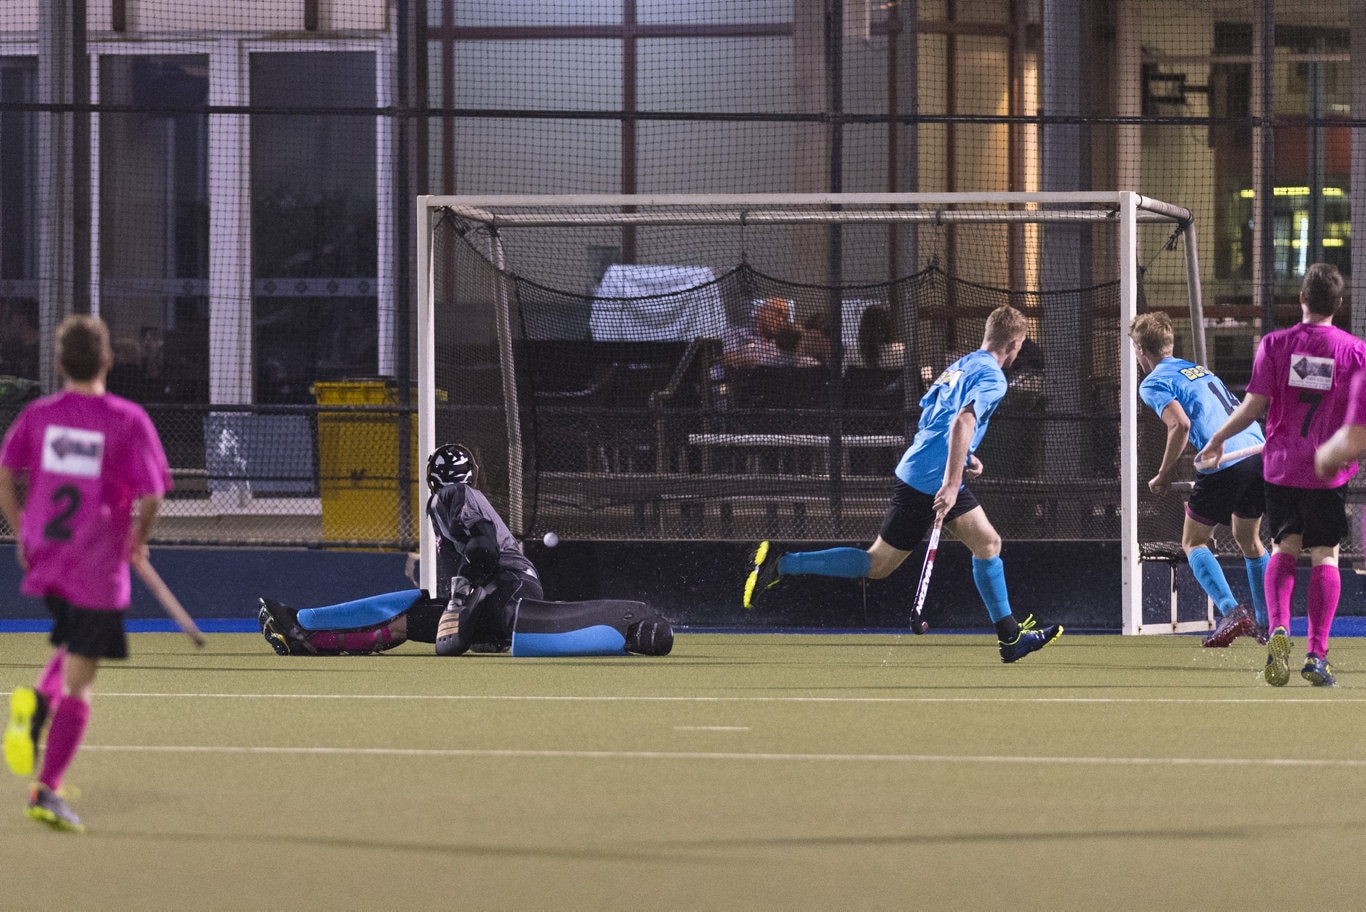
{"left": 2, "top": 631, "right": 1365, "bottom": 910}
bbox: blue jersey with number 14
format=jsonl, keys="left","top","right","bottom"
{"left": 895, "top": 348, "right": 1007, "bottom": 495}
{"left": 1139, "top": 357, "right": 1264, "bottom": 474}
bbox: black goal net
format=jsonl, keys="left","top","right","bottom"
{"left": 428, "top": 200, "right": 1187, "bottom": 546}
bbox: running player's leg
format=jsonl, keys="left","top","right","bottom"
{"left": 1232, "top": 514, "right": 1270, "bottom": 630}
{"left": 1182, "top": 470, "right": 1244, "bottom": 619}
{"left": 1301, "top": 486, "right": 1348, "bottom": 682}
{"left": 743, "top": 480, "right": 927, "bottom": 608}
{"left": 743, "top": 542, "right": 876, "bottom": 608}
{"left": 1261, "top": 482, "right": 1302, "bottom": 637}
{"left": 948, "top": 504, "right": 1062, "bottom": 662}
{"left": 1228, "top": 462, "right": 1270, "bottom": 630}
{"left": 5, "top": 650, "right": 59, "bottom": 776}
{"left": 26, "top": 598, "right": 119, "bottom": 832}
{"left": 1182, "top": 511, "right": 1258, "bottom": 647}
{"left": 1182, "top": 517, "right": 1238, "bottom": 616}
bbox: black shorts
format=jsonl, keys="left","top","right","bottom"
{"left": 1187, "top": 454, "right": 1264, "bottom": 528}
{"left": 46, "top": 595, "right": 128, "bottom": 660}
{"left": 878, "top": 479, "right": 981, "bottom": 552}
{"left": 1263, "top": 481, "right": 1349, "bottom": 549}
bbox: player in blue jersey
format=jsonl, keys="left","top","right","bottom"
{"left": 1130, "top": 312, "right": 1270, "bottom": 647}
{"left": 743, "top": 304, "right": 1063, "bottom": 663}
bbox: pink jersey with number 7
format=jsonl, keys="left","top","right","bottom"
{"left": 0, "top": 389, "right": 171, "bottom": 609}
{"left": 1245, "top": 321, "right": 1366, "bottom": 489}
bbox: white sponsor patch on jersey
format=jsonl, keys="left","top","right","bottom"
{"left": 42, "top": 425, "right": 105, "bottom": 478}
{"left": 1288, "top": 353, "right": 1335, "bottom": 391}
{"left": 932, "top": 368, "right": 964, "bottom": 390}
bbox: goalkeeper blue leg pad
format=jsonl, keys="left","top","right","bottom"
{"left": 297, "top": 589, "right": 426, "bottom": 631}
{"left": 510, "top": 598, "right": 673, "bottom": 657}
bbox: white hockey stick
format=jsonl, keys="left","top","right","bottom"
{"left": 1194, "top": 442, "right": 1264, "bottom": 470}
{"left": 908, "top": 516, "right": 942, "bottom": 635}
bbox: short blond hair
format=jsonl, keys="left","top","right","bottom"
{"left": 983, "top": 305, "right": 1028, "bottom": 349}
{"left": 1128, "top": 312, "right": 1174, "bottom": 358}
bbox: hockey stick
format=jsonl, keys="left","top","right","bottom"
{"left": 908, "top": 516, "right": 943, "bottom": 635}
{"left": 132, "top": 556, "right": 206, "bottom": 648}
{"left": 1193, "top": 442, "right": 1264, "bottom": 470}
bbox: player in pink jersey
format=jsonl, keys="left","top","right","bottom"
{"left": 0, "top": 315, "right": 172, "bottom": 832}
{"left": 1198, "top": 264, "right": 1366, "bottom": 687}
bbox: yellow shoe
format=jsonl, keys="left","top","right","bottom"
{"left": 26, "top": 783, "right": 84, "bottom": 833}
{"left": 1263, "top": 627, "right": 1291, "bottom": 687}
{"left": 743, "top": 541, "right": 782, "bottom": 609}
{"left": 4, "top": 687, "right": 39, "bottom": 777}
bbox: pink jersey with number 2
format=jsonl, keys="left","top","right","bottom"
{"left": 0, "top": 390, "right": 171, "bottom": 609}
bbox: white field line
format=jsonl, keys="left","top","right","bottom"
{"left": 99, "top": 692, "right": 1366, "bottom": 704}
{"left": 78, "top": 744, "right": 1366, "bottom": 768}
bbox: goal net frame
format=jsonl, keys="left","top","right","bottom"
{"left": 416, "top": 192, "right": 1207, "bottom": 636}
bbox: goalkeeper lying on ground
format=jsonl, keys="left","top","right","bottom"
{"left": 256, "top": 444, "right": 673, "bottom": 658}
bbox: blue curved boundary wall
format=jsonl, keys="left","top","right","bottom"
{"left": 0, "top": 541, "right": 1362, "bottom": 635}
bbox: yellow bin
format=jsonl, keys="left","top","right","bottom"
{"left": 312, "top": 380, "right": 421, "bottom": 543}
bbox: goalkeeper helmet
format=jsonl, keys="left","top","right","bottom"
{"left": 427, "top": 444, "right": 478, "bottom": 491}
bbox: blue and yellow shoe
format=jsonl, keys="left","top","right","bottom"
{"left": 5, "top": 687, "right": 44, "bottom": 778}
{"left": 26, "top": 784, "right": 83, "bottom": 834}
{"left": 743, "top": 541, "right": 783, "bottom": 609}
{"left": 1263, "top": 627, "right": 1291, "bottom": 686}
{"left": 1301, "top": 654, "right": 1336, "bottom": 687}
{"left": 998, "top": 615, "right": 1063, "bottom": 664}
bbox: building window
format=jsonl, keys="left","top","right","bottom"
{"left": 99, "top": 55, "right": 211, "bottom": 404}
{"left": 250, "top": 51, "right": 377, "bottom": 404}
{"left": 0, "top": 58, "right": 38, "bottom": 383}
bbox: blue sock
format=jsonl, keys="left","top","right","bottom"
{"left": 971, "top": 556, "right": 1011, "bottom": 623}
{"left": 1187, "top": 546, "right": 1237, "bottom": 614}
{"left": 1244, "top": 553, "right": 1270, "bottom": 625}
{"left": 779, "top": 548, "right": 871, "bottom": 579}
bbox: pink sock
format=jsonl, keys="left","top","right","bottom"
{"left": 1264, "top": 552, "right": 1297, "bottom": 633}
{"left": 1305, "top": 565, "right": 1341, "bottom": 659}
{"left": 36, "top": 649, "right": 67, "bottom": 702}
{"left": 39, "top": 696, "right": 89, "bottom": 792}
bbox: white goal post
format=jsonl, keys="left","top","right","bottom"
{"left": 416, "top": 192, "right": 1207, "bottom": 635}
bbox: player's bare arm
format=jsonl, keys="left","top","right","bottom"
{"left": 1149, "top": 400, "right": 1191, "bottom": 494}
{"left": 127, "top": 494, "right": 164, "bottom": 564}
{"left": 1196, "top": 391, "right": 1267, "bottom": 466}
{"left": 934, "top": 405, "right": 976, "bottom": 516}
{"left": 1314, "top": 422, "right": 1366, "bottom": 479}
{"left": 0, "top": 465, "right": 25, "bottom": 571}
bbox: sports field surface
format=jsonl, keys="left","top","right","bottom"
{"left": 3, "top": 630, "right": 1366, "bottom": 910}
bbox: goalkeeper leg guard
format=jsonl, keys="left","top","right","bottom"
{"left": 297, "top": 589, "right": 425, "bottom": 631}
{"left": 510, "top": 598, "right": 673, "bottom": 657}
